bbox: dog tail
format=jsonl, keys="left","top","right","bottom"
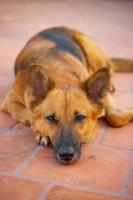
{"left": 111, "top": 58, "right": 133, "bottom": 72}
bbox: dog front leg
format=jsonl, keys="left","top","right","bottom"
{"left": 104, "top": 93, "right": 133, "bottom": 127}
{"left": 0, "top": 90, "right": 31, "bottom": 126}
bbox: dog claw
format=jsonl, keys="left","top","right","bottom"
{"left": 35, "top": 135, "right": 41, "bottom": 144}
{"left": 40, "top": 136, "right": 49, "bottom": 146}
{"left": 35, "top": 135, "right": 50, "bottom": 146}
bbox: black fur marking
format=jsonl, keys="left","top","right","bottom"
{"left": 14, "top": 28, "right": 85, "bottom": 75}
{"left": 39, "top": 27, "right": 84, "bottom": 63}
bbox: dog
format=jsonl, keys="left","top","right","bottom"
{"left": 1, "top": 27, "right": 133, "bottom": 164}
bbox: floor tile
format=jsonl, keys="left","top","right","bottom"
{"left": 0, "top": 112, "right": 15, "bottom": 129}
{"left": 102, "top": 123, "right": 133, "bottom": 149}
{"left": 114, "top": 73, "right": 133, "bottom": 92}
{"left": 0, "top": 132, "right": 36, "bottom": 172}
{"left": 113, "top": 92, "right": 133, "bottom": 108}
{"left": 0, "top": 175, "right": 45, "bottom": 200}
{"left": 127, "top": 170, "right": 133, "bottom": 196}
{"left": 23, "top": 145, "right": 131, "bottom": 193}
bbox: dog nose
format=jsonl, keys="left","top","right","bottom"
{"left": 58, "top": 147, "right": 75, "bottom": 161}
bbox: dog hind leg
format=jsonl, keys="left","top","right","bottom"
{"left": 104, "top": 94, "right": 133, "bottom": 127}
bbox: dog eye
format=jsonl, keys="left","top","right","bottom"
{"left": 74, "top": 114, "right": 86, "bottom": 123}
{"left": 46, "top": 114, "right": 58, "bottom": 124}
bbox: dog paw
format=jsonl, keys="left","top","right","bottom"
{"left": 35, "top": 135, "right": 50, "bottom": 146}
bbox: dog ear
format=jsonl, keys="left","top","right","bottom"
{"left": 83, "top": 68, "right": 110, "bottom": 104}
{"left": 28, "top": 64, "right": 53, "bottom": 107}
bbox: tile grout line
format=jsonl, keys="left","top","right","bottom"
{"left": 0, "top": 172, "right": 47, "bottom": 184}
{"left": 93, "top": 123, "right": 133, "bottom": 153}
{"left": 52, "top": 183, "right": 133, "bottom": 200}
{"left": 0, "top": 171, "right": 133, "bottom": 199}
{"left": 38, "top": 183, "right": 54, "bottom": 200}
{"left": 95, "top": 143, "right": 133, "bottom": 153}
{"left": 94, "top": 126, "right": 110, "bottom": 145}
{"left": 121, "top": 152, "right": 133, "bottom": 196}
{"left": 9, "top": 121, "right": 19, "bottom": 129}
{"left": 13, "top": 145, "right": 43, "bottom": 175}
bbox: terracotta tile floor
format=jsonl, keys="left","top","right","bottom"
{"left": 0, "top": 0, "right": 133, "bottom": 199}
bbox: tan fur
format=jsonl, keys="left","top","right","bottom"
{"left": 1, "top": 26, "right": 133, "bottom": 147}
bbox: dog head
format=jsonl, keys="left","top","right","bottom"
{"left": 28, "top": 65, "right": 110, "bottom": 164}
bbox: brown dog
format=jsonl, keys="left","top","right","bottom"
{"left": 1, "top": 27, "right": 133, "bottom": 164}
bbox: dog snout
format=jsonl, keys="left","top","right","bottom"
{"left": 58, "top": 146, "right": 75, "bottom": 162}
{"left": 53, "top": 124, "right": 81, "bottom": 164}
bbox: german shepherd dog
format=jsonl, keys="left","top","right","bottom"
{"left": 1, "top": 27, "right": 133, "bottom": 164}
